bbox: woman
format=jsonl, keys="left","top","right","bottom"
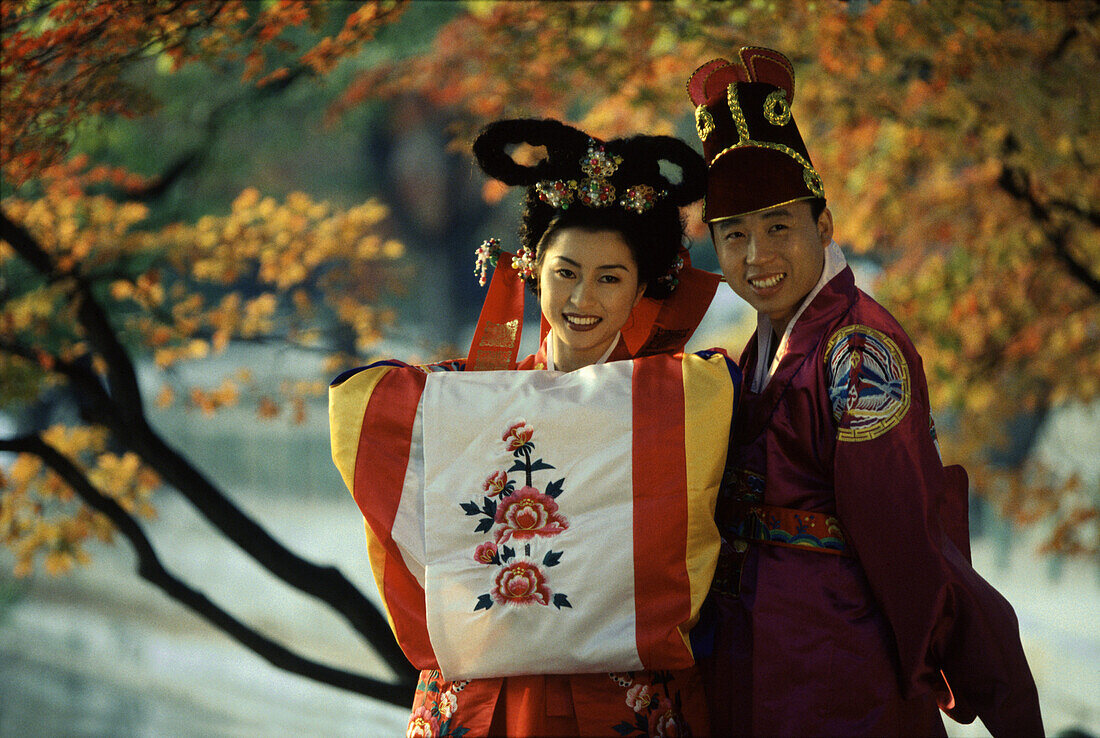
{"left": 396, "top": 119, "right": 715, "bottom": 737}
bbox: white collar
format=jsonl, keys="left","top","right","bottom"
{"left": 545, "top": 330, "right": 621, "bottom": 372}
{"left": 751, "top": 240, "right": 847, "bottom": 393}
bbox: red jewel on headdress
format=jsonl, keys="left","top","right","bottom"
{"left": 577, "top": 178, "right": 616, "bottom": 208}
{"left": 580, "top": 141, "right": 623, "bottom": 179}
{"left": 535, "top": 179, "right": 576, "bottom": 209}
{"left": 618, "top": 185, "right": 667, "bottom": 214}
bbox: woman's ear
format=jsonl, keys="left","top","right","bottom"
{"left": 633, "top": 281, "right": 646, "bottom": 308}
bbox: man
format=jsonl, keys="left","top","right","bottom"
{"left": 688, "top": 47, "right": 1043, "bottom": 736}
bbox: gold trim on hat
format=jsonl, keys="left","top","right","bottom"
{"left": 739, "top": 45, "right": 796, "bottom": 90}
{"left": 763, "top": 89, "right": 791, "bottom": 126}
{"left": 695, "top": 105, "right": 715, "bottom": 142}
{"left": 707, "top": 82, "right": 826, "bottom": 211}
{"left": 726, "top": 83, "right": 751, "bottom": 143}
{"left": 704, "top": 195, "right": 817, "bottom": 224}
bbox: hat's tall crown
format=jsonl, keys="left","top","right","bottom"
{"left": 687, "top": 47, "right": 824, "bottom": 222}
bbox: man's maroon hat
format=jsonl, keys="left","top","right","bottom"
{"left": 687, "top": 46, "right": 825, "bottom": 222}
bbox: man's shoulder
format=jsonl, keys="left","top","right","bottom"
{"left": 830, "top": 288, "right": 918, "bottom": 354}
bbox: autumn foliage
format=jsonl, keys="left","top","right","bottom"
{"left": 342, "top": 0, "right": 1100, "bottom": 556}
{"left": 2, "top": 0, "right": 415, "bottom": 703}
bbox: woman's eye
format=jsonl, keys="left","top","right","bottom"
{"left": 598, "top": 274, "right": 621, "bottom": 284}
{"left": 556, "top": 268, "right": 575, "bottom": 279}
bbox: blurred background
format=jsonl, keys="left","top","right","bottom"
{"left": 1, "top": 1, "right": 1097, "bottom": 735}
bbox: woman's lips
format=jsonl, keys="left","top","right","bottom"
{"left": 564, "top": 313, "right": 601, "bottom": 331}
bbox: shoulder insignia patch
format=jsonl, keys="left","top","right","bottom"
{"left": 825, "top": 325, "right": 910, "bottom": 442}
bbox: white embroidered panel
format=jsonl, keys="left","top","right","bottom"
{"left": 420, "top": 363, "right": 641, "bottom": 679}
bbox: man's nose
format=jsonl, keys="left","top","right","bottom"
{"left": 745, "top": 235, "right": 769, "bottom": 264}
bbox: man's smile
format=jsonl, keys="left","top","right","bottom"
{"left": 748, "top": 272, "right": 786, "bottom": 290}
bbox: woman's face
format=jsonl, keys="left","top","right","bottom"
{"left": 538, "top": 228, "right": 645, "bottom": 372}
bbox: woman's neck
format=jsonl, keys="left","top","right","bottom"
{"left": 548, "top": 332, "right": 620, "bottom": 372}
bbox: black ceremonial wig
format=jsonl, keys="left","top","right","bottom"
{"left": 472, "top": 118, "right": 706, "bottom": 298}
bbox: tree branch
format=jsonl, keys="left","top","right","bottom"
{"left": 997, "top": 164, "right": 1100, "bottom": 298}
{"left": 124, "top": 65, "right": 311, "bottom": 202}
{"left": 1, "top": 209, "right": 417, "bottom": 687}
{"left": 0, "top": 433, "right": 410, "bottom": 706}
{"left": 1, "top": 210, "right": 146, "bottom": 418}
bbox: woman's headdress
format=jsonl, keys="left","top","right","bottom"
{"left": 467, "top": 119, "right": 718, "bottom": 370}
{"left": 473, "top": 118, "right": 706, "bottom": 215}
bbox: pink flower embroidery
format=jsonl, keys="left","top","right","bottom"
{"left": 626, "top": 683, "right": 656, "bottom": 713}
{"left": 651, "top": 698, "right": 684, "bottom": 737}
{"left": 406, "top": 707, "right": 439, "bottom": 738}
{"left": 492, "top": 561, "right": 552, "bottom": 606}
{"left": 494, "top": 486, "right": 568, "bottom": 543}
{"left": 438, "top": 689, "right": 458, "bottom": 720}
{"left": 502, "top": 421, "right": 534, "bottom": 451}
{"left": 483, "top": 470, "right": 509, "bottom": 497}
{"left": 473, "top": 541, "right": 498, "bottom": 565}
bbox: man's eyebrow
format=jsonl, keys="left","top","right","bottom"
{"left": 762, "top": 208, "right": 793, "bottom": 219}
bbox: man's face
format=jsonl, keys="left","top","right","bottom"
{"left": 710, "top": 201, "right": 833, "bottom": 336}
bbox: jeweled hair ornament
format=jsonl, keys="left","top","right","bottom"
{"left": 472, "top": 118, "right": 704, "bottom": 212}
{"left": 471, "top": 118, "right": 706, "bottom": 296}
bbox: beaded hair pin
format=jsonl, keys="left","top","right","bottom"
{"left": 475, "top": 237, "right": 681, "bottom": 292}
{"left": 534, "top": 140, "right": 668, "bottom": 214}
{"left": 475, "top": 237, "right": 538, "bottom": 284}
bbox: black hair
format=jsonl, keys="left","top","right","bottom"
{"left": 809, "top": 197, "right": 827, "bottom": 222}
{"left": 473, "top": 118, "right": 706, "bottom": 299}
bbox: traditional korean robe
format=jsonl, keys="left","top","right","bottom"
{"left": 334, "top": 334, "right": 734, "bottom": 737}
{"left": 699, "top": 243, "right": 1043, "bottom": 737}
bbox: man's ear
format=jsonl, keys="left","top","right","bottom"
{"left": 817, "top": 207, "right": 834, "bottom": 247}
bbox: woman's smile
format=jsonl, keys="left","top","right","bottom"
{"left": 537, "top": 228, "right": 644, "bottom": 372}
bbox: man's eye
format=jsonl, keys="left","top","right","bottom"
{"left": 770, "top": 224, "right": 788, "bottom": 233}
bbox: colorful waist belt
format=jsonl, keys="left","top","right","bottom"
{"left": 734, "top": 503, "right": 852, "bottom": 557}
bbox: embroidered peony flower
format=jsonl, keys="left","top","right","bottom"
{"left": 437, "top": 689, "right": 458, "bottom": 720}
{"left": 626, "top": 683, "right": 656, "bottom": 713}
{"left": 406, "top": 707, "right": 439, "bottom": 738}
{"left": 491, "top": 561, "right": 552, "bottom": 606}
{"left": 502, "top": 421, "right": 534, "bottom": 451}
{"left": 473, "top": 541, "right": 498, "bottom": 565}
{"left": 652, "top": 700, "right": 685, "bottom": 738}
{"left": 482, "top": 470, "right": 509, "bottom": 497}
{"left": 493, "top": 486, "right": 568, "bottom": 543}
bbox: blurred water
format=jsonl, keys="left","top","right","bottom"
{"left": 0, "top": 490, "right": 410, "bottom": 737}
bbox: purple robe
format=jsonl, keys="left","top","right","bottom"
{"left": 700, "top": 263, "right": 1043, "bottom": 737}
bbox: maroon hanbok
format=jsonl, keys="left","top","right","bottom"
{"left": 700, "top": 249, "right": 1043, "bottom": 737}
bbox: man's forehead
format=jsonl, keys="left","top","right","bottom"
{"left": 714, "top": 206, "right": 791, "bottom": 230}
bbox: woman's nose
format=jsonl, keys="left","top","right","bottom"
{"left": 570, "top": 279, "right": 596, "bottom": 308}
